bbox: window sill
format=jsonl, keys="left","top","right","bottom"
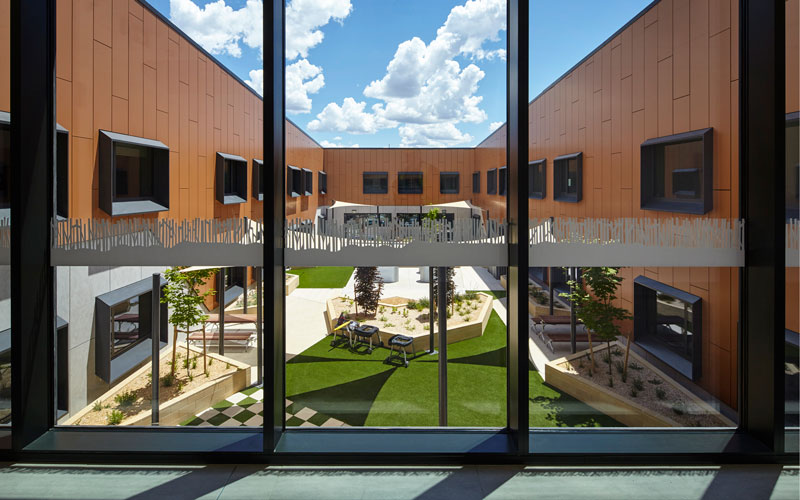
{"left": 641, "top": 200, "right": 708, "bottom": 215}
{"left": 111, "top": 200, "right": 169, "bottom": 216}
{"left": 554, "top": 195, "right": 579, "bottom": 203}
{"left": 221, "top": 194, "right": 247, "bottom": 205}
{"left": 529, "top": 193, "right": 545, "bottom": 200}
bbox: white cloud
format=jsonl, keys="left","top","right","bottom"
{"left": 308, "top": 98, "right": 396, "bottom": 135}
{"left": 286, "top": 59, "right": 325, "bottom": 113}
{"left": 169, "top": 0, "right": 262, "bottom": 58}
{"left": 245, "top": 69, "right": 263, "bottom": 95}
{"left": 320, "top": 140, "right": 359, "bottom": 148}
{"left": 286, "top": 0, "right": 353, "bottom": 60}
{"left": 488, "top": 121, "right": 503, "bottom": 133}
{"left": 310, "top": 0, "right": 505, "bottom": 146}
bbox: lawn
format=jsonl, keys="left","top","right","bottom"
{"left": 286, "top": 266, "right": 354, "bottom": 288}
{"left": 286, "top": 310, "right": 619, "bottom": 427}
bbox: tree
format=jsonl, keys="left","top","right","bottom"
{"left": 354, "top": 267, "right": 383, "bottom": 316}
{"left": 432, "top": 266, "right": 456, "bottom": 314}
{"left": 161, "top": 266, "right": 218, "bottom": 377}
{"left": 560, "top": 267, "right": 633, "bottom": 377}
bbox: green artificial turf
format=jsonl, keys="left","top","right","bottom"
{"left": 287, "top": 266, "right": 354, "bottom": 288}
{"left": 286, "top": 310, "right": 619, "bottom": 427}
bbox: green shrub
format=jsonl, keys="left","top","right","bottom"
{"left": 656, "top": 388, "right": 666, "bottom": 400}
{"left": 628, "top": 362, "right": 643, "bottom": 371}
{"left": 107, "top": 410, "right": 124, "bottom": 425}
{"left": 672, "top": 402, "right": 685, "bottom": 416}
{"left": 407, "top": 299, "right": 417, "bottom": 309}
{"left": 417, "top": 297, "right": 430, "bottom": 310}
{"left": 191, "top": 358, "right": 197, "bottom": 370}
{"left": 161, "top": 373, "right": 175, "bottom": 387}
{"left": 614, "top": 361, "right": 624, "bottom": 374}
{"left": 114, "top": 390, "right": 137, "bottom": 407}
{"left": 632, "top": 378, "right": 644, "bottom": 391}
{"left": 208, "top": 357, "right": 214, "bottom": 366}
{"left": 629, "top": 388, "right": 638, "bottom": 398}
{"left": 92, "top": 400, "right": 103, "bottom": 412}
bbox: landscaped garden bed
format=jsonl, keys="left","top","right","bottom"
{"left": 326, "top": 292, "right": 493, "bottom": 351}
{"left": 65, "top": 345, "right": 250, "bottom": 426}
{"left": 545, "top": 341, "right": 734, "bottom": 427}
{"left": 528, "top": 284, "right": 570, "bottom": 317}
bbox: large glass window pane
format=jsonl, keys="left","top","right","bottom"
{"left": 398, "top": 172, "right": 423, "bottom": 194}
{"left": 114, "top": 144, "right": 154, "bottom": 201}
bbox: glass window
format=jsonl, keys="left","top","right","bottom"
{"left": 553, "top": 153, "right": 582, "bottom": 202}
{"left": 440, "top": 172, "right": 459, "bottom": 194}
{"left": 56, "top": 127, "right": 69, "bottom": 218}
{"left": 217, "top": 153, "right": 247, "bottom": 204}
{"left": 363, "top": 171, "right": 388, "bottom": 194}
{"left": 529, "top": 160, "right": 545, "bottom": 199}
{"left": 641, "top": 129, "right": 712, "bottom": 214}
{"left": 787, "top": 114, "right": 799, "bottom": 220}
{"left": 252, "top": 159, "right": 264, "bottom": 201}
{"left": 303, "top": 168, "right": 313, "bottom": 196}
{"left": 0, "top": 120, "right": 8, "bottom": 213}
{"left": 288, "top": 165, "right": 303, "bottom": 197}
{"left": 472, "top": 171, "right": 480, "bottom": 194}
{"left": 487, "top": 168, "right": 497, "bottom": 195}
{"left": 319, "top": 171, "right": 327, "bottom": 195}
{"left": 115, "top": 144, "right": 155, "bottom": 201}
{"left": 499, "top": 166, "right": 507, "bottom": 196}
{"left": 398, "top": 171, "right": 423, "bottom": 194}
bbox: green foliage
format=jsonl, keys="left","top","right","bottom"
{"left": 648, "top": 377, "right": 663, "bottom": 385}
{"left": 107, "top": 410, "right": 124, "bottom": 425}
{"left": 114, "top": 390, "right": 137, "bottom": 407}
{"left": 92, "top": 400, "right": 103, "bottom": 412}
{"left": 354, "top": 267, "right": 384, "bottom": 315}
{"left": 560, "top": 267, "right": 633, "bottom": 345}
{"left": 161, "top": 267, "right": 218, "bottom": 331}
{"left": 417, "top": 297, "right": 430, "bottom": 310}
{"left": 629, "top": 362, "right": 643, "bottom": 371}
{"left": 656, "top": 388, "right": 667, "bottom": 400}
{"left": 672, "top": 402, "right": 685, "bottom": 415}
{"left": 632, "top": 378, "right": 644, "bottom": 391}
{"left": 528, "top": 286, "right": 549, "bottom": 305}
{"left": 614, "top": 360, "right": 624, "bottom": 374}
{"left": 629, "top": 388, "right": 638, "bottom": 398}
{"left": 191, "top": 357, "right": 197, "bottom": 370}
{"left": 161, "top": 373, "right": 175, "bottom": 387}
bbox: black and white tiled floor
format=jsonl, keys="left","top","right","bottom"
{"left": 181, "top": 386, "right": 348, "bottom": 428}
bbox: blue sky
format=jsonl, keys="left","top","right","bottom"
{"left": 148, "top": 0, "right": 652, "bottom": 148}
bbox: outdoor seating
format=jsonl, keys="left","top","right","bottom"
{"left": 531, "top": 315, "right": 589, "bottom": 353}
{"left": 351, "top": 324, "right": 382, "bottom": 353}
{"left": 385, "top": 334, "right": 415, "bottom": 367}
{"left": 329, "top": 312, "right": 354, "bottom": 347}
{"left": 187, "top": 330, "right": 255, "bottom": 351}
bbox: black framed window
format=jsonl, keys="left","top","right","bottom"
{"left": 287, "top": 165, "right": 303, "bottom": 197}
{"left": 472, "top": 171, "right": 480, "bottom": 193}
{"left": 487, "top": 168, "right": 497, "bottom": 194}
{"left": 398, "top": 171, "right": 423, "bottom": 194}
{"left": 252, "top": 159, "right": 264, "bottom": 201}
{"left": 56, "top": 317, "right": 68, "bottom": 417}
{"left": 303, "top": 168, "right": 313, "bottom": 195}
{"left": 440, "top": 172, "right": 459, "bottom": 194}
{"left": 99, "top": 130, "right": 169, "bottom": 216}
{"left": 499, "top": 166, "right": 507, "bottom": 196}
{"left": 640, "top": 128, "right": 713, "bottom": 214}
{"left": 634, "top": 276, "right": 703, "bottom": 381}
{"left": 362, "top": 171, "right": 388, "bottom": 194}
{"left": 529, "top": 159, "right": 545, "bottom": 199}
{"left": 553, "top": 152, "right": 582, "bottom": 202}
{"left": 0, "top": 113, "right": 8, "bottom": 213}
{"left": 216, "top": 153, "right": 247, "bottom": 204}
{"left": 319, "top": 171, "right": 327, "bottom": 195}
{"left": 787, "top": 113, "right": 799, "bottom": 219}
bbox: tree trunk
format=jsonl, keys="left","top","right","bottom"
{"left": 202, "top": 323, "right": 207, "bottom": 373}
{"left": 186, "top": 323, "right": 191, "bottom": 377}
{"left": 171, "top": 325, "right": 178, "bottom": 377}
{"left": 607, "top": 340, "right": 612, "bottom": 377}
{"left": 587, "top": 329, "right": 595, "bottom": 372}
{"left": 623, "top": 331, "right": 632, "bottom": 377}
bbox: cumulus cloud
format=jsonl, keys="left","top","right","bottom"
{"left": 286, "top": 60, "right": 325, "bottom": 113}
{"left": 310, "top": 0, "right": 505, "bottom": 146}
{"left": 169, "top": 0, "right": 262, "bottom": 58}
{"left": 286, "top": 0, "right": 353, "bottom": 60}
{"left": 320, "top": 140, "right": 359, "bottom": 148}
{"left": 245, "top": 69, "right": 263, "bottom": 95}
{"left": 488, "top": 121, "right": 504, "bottom": 133}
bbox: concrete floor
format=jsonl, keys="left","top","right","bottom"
{"left": 0, "top": 463, "right": 796, "bottom": 499}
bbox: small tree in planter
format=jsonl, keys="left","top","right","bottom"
{"left": 431, "top": 266, "right": 456, "bottom": 315}
{"left": 161, "top": 266, "right": 218, "bottom": 377}
{"left": 560, "top": 267, "right": 632, "bottom": 377}
{"left": 354, "top": 267, "right": 383, "bottom": 316}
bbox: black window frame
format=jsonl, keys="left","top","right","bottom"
{"left": 56, "top": 317, "right": 68, "bottom": 418}
{"left": 252, "top": 159, "right": 264, "bottom": 201}
{"left": 215, "top": 152, "right": 248, "bottom": 204}
{"left": 99, "top": 130, "right": 170, "bottom": 216}
{"left": 786, "top": 112, "right": 799, "bottom": 220}
{"left": 398, "top": 171, "right": 423, "bottom": 194}
{"left": 319, "top": 171, "right": 327, "bottom": 195}
{"left": 472, "top": 171, "right": 480, "bottom": 194}
{"left": 287, "top": 165, "right": 303, "bottom": 197}
{"left": 499, "top": 166, "right": 507, "bottom": 196}
{"left": 303, "top": 168, "right": 313, "bottom": 196}
{"left": 529, "top": 159, "right": 546, "bottom": 199}
{"left": 362, "top": 171, "right": 388, "bottom": 194}
{"left": 553, "top": 152, "right": 583, "bottom": 203}
{"left": 487, "top": 168, "right": 497, "bottom": 195}
{"left": 440, "top": 171, "right": 460, "bottom": 194}
{"left": 640, "top": 128, "right": 713, "bottom": 214}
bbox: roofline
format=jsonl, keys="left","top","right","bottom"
{"left": 286, "top": 117, "right": 325, "bottom": 148}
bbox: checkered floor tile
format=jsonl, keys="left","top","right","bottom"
{"left": 180, "top": 385, "right": 348, "bottom": 428}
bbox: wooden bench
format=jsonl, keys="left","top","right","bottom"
{"left": 530, "top": 315, "right": 587, "bottom": 353}
{"left": 187, "top": 330, "right": 255, "bottom": 350}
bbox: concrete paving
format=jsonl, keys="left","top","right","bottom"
{"left": 0, "top": 463, "right": 796, "bottom": 499}
{"left": 342, "top": 266, "right": 504, "bottom": 301}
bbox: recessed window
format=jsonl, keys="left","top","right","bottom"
{"left": 398, "top": 171, "right": 423, "bottom": 194}
{"left": 319, "top": 171, "right": 328, "bottom": 195}
{"left": 363, "top": 171, "right": 388, "bottom": 194}
{"left": 787, "top": 113, "right": 799, "bottom": 219}
{"left": 99, "top": 130, "right": 169, "bottom": 216}
{"left": 215, "top": 152, "right": 247, "bottom": 204}
{"left": 95, "top": 277, "right": 168, "bottom": 384}
{"left": 56, "top": 316, "right": 68, "bottom": 417}
{"left": 303, "top": 168, "right": 313, "bottom": 196}
{"left": 287, "top": 165, "right": 303, "bottom": 197}
{"left": 487, "top": 168, "right": 497, "bottom": 195}
{"left": 0, "top": 113, "right": 8, "bottom": 212}
{"left": 472, "top": 171, "right": 480, "bottom": 194}
{"left": 529, "top": 159, "right": 546, "bottom": 199}
{"left": 553, "top": 152, "right": 582, "bottom": 203}
{"left": 499, "top": 166, "right": 507, "bottom": 196}
{"left": 252, "top": 159, "right": 264, "bottom": 201}
{"left": 641, "top": 128, "right": 712, "bottom": 214}
{"left": 634, "top": 276, "right": 702, "bottom": 381}
{"left": 440, "top": 172, "right": 459, "bottom": 194}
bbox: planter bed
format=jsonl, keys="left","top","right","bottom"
{"left": 65, "top": 345, "right": 251, "bottom": 426}
{"left": 326, "top": 293, "right": 494, "bottom": 352}
{"left": 545, "top": 341, "right": 733, "bottom": 427}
